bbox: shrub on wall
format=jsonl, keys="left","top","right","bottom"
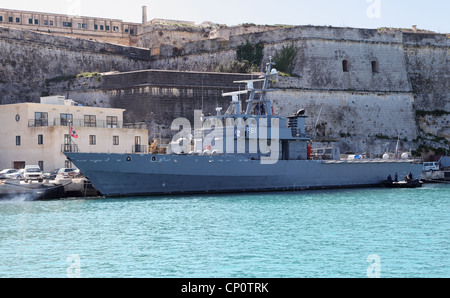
{"left": 272, "top": 43, "right": 298, "bottom": 75}
{"left": 236, "top": 41, "right": 264, "bottom": 67}
{"left": 216, "top": 41, "right": 264, "bottom": 73}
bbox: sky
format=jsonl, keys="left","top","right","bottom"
{"left": 1, "top": 0, "right": 448, "bottom": 33}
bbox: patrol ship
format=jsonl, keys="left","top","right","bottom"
{"left": 65, "top": 60, "right": 423, "bottom": 197}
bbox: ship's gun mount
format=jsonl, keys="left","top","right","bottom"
{"left": 287, "top": 109, "right": 307, "bottom": 137}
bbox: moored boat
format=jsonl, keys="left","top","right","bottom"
{"left": 65, "top": 60, "right": 423, "bottom": 197}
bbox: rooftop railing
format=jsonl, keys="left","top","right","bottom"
{"left": 28, "top": 118, "right": 147, "bottom": 129}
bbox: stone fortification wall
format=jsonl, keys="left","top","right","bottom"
{"left": 269, "top": 89, "right": 417, "bottom": 155}
{"left": 0, "top": 26, "right": 151, "bottom": 104}
{"left": 402, "top": 33, "right": 449, "bottom": 111}
{"left": 137, "top": 24, "right": 212, "bottom": 49}
{"left": 208, "top": 25, "right": 285, "bottom": 41}
{"left": 159, "top": 25, "right": 404, "bottom": 57}
{"left": 152, "top": 26, "right": 412, "bottom": 93}
{"left": 151, "top": 25, "right": 449, "bottom": 113}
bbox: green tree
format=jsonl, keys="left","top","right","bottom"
{"left": 272, "top": 43, "right": 298, "bottom": 74}
{"left": 236, "top": 41, "right": 264, "bottom": 69}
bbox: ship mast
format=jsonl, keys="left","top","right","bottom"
{"left": 240, "top": 57, "right": 278, "bottom": 116}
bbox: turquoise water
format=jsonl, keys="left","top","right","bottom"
{"left": 0, "top": 184, "right": 448, "bottom": 278}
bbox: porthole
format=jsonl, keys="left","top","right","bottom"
{"left": 126, "top": 156, "right": 132, "bottom": 161}
{"left": 15, "top": 114, "right": 20, "bottom": 122}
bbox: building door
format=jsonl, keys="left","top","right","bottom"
{"left": 135, "top": 136, "right": 141, "bottom": 153}
{"left": 64, "top": 134, "right": 71, "bottom": 152}
{"left": 13, "top": 161, "right": 25, "bottom": 169}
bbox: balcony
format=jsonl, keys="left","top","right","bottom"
{"left": 132, "top": 145, "right": 148, "bottom": 154}
{"left": 28, "top": 118, "right": 147, "bottom": 129}
{"left": 61, "top": 143, "right": 81, "bottom": 153}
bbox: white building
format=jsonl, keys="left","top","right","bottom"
{"left": 0, "top": 96, "right": 148, "bottom": 171}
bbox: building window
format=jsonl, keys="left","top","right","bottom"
{"left": 105, "top": 25, "right": 110, "bottom": 31}
{"left": 9, "top": 17, "right": 13, "bottom": 22}
{"left": 130, "top": 29, "right": 134, "bottom": 35}
{"left": 113, "top": 136, "right": 119, "bottom": 145}
{"left": 125, "top": 28, "right": 128, "bottom": 33}
{"left": 63, "top": 22, "right": 72, "bottom": 27}
{"left": 107, "top": 116, "right": 118, "bottom": 128}
{"left": 100, "top": 25, "right": 104, "bottom": 30}
{"left": 342, "top": 60, "right": 349, "bottom": 72}
{"left": 94, "top": 24, "right": 98, "bottom": 30}
{"left": 89, "top": 135, "right": 96, "bottom": 145}
{"left": 16, "top": 136, "right": 21, "bottom": 146}
{"left": 371, "top": 61, "right": 379, "bottom": 73}
{"left": 16, "top": 18, "right": 20, "bottom": 23}
{"left": 35, "top": 112, "right": 48, "bottom": 127}
{"left": 44, "top": 20, "right": 48, "bottom": 26}
{"left": 113, "top": 26, "right": 119, "bottom": 32}
{"left": 0, "top": 16, "right": 3, "bottom": 22}
{"left": 34, "top": 19, "right": 39, "bottom": 25}
{"left": 65, "top": 160, "right": 72, "bottom": 168}
{"left": 84, "top": 115, "right": 96, "bottom": 127}
{"left": 38, "top": 134, "right": 43, "bottom": 145}
{"left": 29, "top": 18, "right": 33, "bottom": 24}
{"left": 50, "top": 20, "right": 53, "bottom": 26}
{"left": 60, "top": 113, "right": 73, "bottom": 126}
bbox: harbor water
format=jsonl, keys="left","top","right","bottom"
{"left": 0, "top": 184, "right": 448, "bottom": 278}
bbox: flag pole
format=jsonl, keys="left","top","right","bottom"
{"left": 68, "top": 120, "right": 72, "bottom": 152}
{"left": 395, "top": 134, "right": 399, "bottom": 160}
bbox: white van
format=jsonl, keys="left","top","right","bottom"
{"left": 423, "top": 162, "right": 440, "bottom": 172}
{"left": 23, "top": 165, "right": 43, "bottom": 183}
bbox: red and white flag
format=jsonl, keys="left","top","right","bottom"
{"left": 70, "top": 127, "right": 78, "bottom": 139}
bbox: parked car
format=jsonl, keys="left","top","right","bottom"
{"left": 56, "top": 168, "right": 78, "bottom": 179}
{"left": 43, "top": 169, "right": 60, "bottom": 180}
{"left": 23, "top": 165, "right": 43, "bottom": 183}
{"left": 423, "top": 162, "right": 440, "bottom": 172}
{"left": 5, "top": 169, "right": 24, "bottom": 180}
{"left": 0, "top": 169, "right": 19, "bottom": 179}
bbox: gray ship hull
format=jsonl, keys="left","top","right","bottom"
{"left": 65, "top": 153, "right": 423, "bottom": 197}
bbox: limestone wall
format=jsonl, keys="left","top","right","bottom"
{"left": 268, "top": 89, "right": 417, "bottom": 154}
{"left": 0, "top": 26, "right": 151, "bottom": 104}
{"left": 403, "top": 33, "right": 450, "bottom": 111}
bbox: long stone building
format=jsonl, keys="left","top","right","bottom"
{"left": 0, "top": 7, "right": 448, "bottom": 158}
